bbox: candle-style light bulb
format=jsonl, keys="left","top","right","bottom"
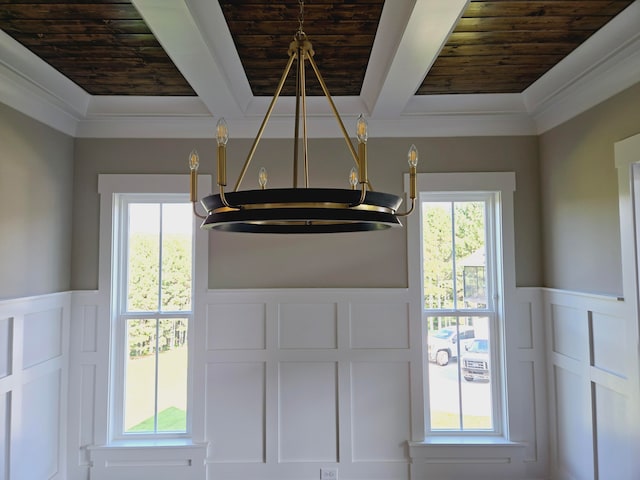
{"left": 408, "top": 144, "right": 418, "bottom": 167}
{"left": 407, "top": 144, "right": 418, "bottom": 204}
{"left": 189, "top": 149, "right": 199, "bottom": 203}
{"left": 356, "top": 113, "right": 368, "bottom": 144}
{"left": 258, "top": 167, "right": 268, "bottom": 189}
{"left": 349, "top": 167, "right": 358, "bottom": 189}
{"left": 216, "top": 119, "right": 229, "bottom": 189}
{"left": 356, "top": 114, "right": 368, "bottom": 186}
{"left": 216, "top": 118, "right": 229, "bottom": 146}
{"left": 189, "top": 149, "right": 199, "bottom": 171}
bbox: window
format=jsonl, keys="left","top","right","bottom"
{"left": 112, "top": 195, "right": 194, "bottom": 438}
{"left": 422, "top": 195, "right": 497, "bottom": 432}
{"left": 407, "top": 172, "right": 516, "bottom": 439}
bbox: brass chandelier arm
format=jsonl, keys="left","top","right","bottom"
{"left": 396, "top": 198, "right": 416, "bottom": 217}
{"left": 192, "top": 201, "right": 206, "bottom": 220}
{"left": 305, "top": 54, "right": 373, "bottom": 188}
{"left": 293, "top": 44, "right": 301, "bottom": 187}
{"left": 234, "top": 53, "right": 297, "bottom": 192}
{"left": 300, "top": 43, "right": 310, "bottom": 188}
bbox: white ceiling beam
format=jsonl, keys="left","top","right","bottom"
{"left": 131, "top": 0, "right": 244, "bottom": 118}
{"left": 370, "top": 0, "right": 469, "bottom": 118}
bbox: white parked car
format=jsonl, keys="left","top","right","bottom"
{"left": 462, "top": 338, "right": 490, "bottom": 382}
{"left": 427, "top": 326, "right": 475, "bottom": 366}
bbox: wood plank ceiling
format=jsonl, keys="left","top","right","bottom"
{"left": 0, "top": 0, "right": 635, "bottom": 97}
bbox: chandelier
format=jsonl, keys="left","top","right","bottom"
{"left": 188, "top": 0, "right": 417, "bottom": 234}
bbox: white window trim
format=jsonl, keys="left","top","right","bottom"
{"left": 405, "top": 172, "right": 518, "bottom": 444}
{"left": 420, "top": 191, "right": 501, "bottom": 437}
{"left": 614, "top": 134, "right": 640, "bottom": 442}
{"left": 98, "top": 174, "right": 210, "bottom": 445}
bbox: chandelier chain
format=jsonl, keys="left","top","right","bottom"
{"left": 298, "top": 0, "right": 305, "bottom": 35}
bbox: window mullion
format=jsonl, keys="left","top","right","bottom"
{"left": 157, "top": 203, "right": 164, "bottom": 314}
{"left": 154, "top": 318, "right": 160, "bottom": 433}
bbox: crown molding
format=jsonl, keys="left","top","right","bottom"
{"left": 0, "top": 1, "right": 638, "bottom": 139}
{"left": 525, "top": 0, "right": 640, "bottom": 133}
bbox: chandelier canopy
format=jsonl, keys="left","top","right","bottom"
{"left": 189, "top": 1, "right": 417, "bottom": 234}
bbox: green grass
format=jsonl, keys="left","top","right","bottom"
{"left": 128, "top": 406, "right": 186, "bottom": 433}
{"left": 431, "top": 411, "right": 492, "bottom": 430}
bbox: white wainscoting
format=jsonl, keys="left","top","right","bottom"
{"left": 543, "top": 288, "right": 640, "bottom": 480}
{"left": 409, "top": 287, "right": 549, "bottom": 480}
{"left": 201, "top": 289, "right": 414, "bottom": 480}
{"left": 0, "top": 292, "right": 70, "bottom": 480}
{"left": 68, "top": 287, "right": 550, "bottom": 480}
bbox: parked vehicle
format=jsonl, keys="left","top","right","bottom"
{"left": 461, "top": 338, "right": 490, "bottom": 381}
{"left": 427, "top": 326, "right": 475, "bottom": 366}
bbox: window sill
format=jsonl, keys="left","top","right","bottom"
{"left": 89, "top": 438, "right": 207, "bottom": 451}
{"left": 88, "top": 440, "right": 208, "bottom": 478}
{"left": 410, "top": 436, "right": 525, "bottom": 447}
{"left": 408, "top": 437, "right": 527, "bottom": 464}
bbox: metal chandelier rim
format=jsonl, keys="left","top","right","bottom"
{"left": 199, "top": 188, "right": 404, "bottom": 234}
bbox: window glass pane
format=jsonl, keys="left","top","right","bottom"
{"left": 454, "top": 201, "right": 487, "bottom": 309}
{"left": 427, "top": 316, "right": 493, "bottom": 431}
{"left": 125, "top": 319, "right": 157, "bottom": 433}
{"left": 127, "top": 204, "right": 160, "bottom": 312}
{"left": 156, "top": 318, "right": 188, "bottom": 432}
{"left": 422, "top": 202, "right": 454, "bottom": 309}
{"left": 422, "top": 200, "right": 487, "bottom": 311}
{"left": 160, "top": 204, "right": 193, "bottom": 312}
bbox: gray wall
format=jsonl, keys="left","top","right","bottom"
{"left": 72, "top": 135, "right": 541, "bottom": 290}
{"left": 0, "top": 103, "right": 74, "bottom": 300}
{"left": 539, "top": 82, "right": 640, "bottom": 295}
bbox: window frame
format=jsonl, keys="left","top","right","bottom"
{"left": 420, "top": 192, "right": 501, "bottom": 436}
{"left": 406, "top": 172, "right": 517, "bottom": 442}
{"left": 97, "top": 174, "right": 210, "bottom": 444}
{"left": 112, "top": 193, "right": 194, "bottom": 440}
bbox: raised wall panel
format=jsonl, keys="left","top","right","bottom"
{"left": 80, "top": 305, "right": 98, "bottom": 353}
{"left": 594, "top": 384, "right": 631, "bottom": 479}
{"left": 550, "top": 304, "right": 586, "bottom": 361}
{"left": 13, "top": 370, "right": 61, "bottom": 480}
{"left": 350, "top": 303, "right": 410, "bottom": 349}
{"left": 0, "top": 392, "right": 9, "bottom": 480}
{"left": 22, "top": 307, "right": 63, "bottom": 368}
{"left": 279, "top": 303, "right": 337, "bottom": 349}
{"left": 351, "top": 362, "right": 410, "bottom": 462}
{"left": 512, "top": 361, "right": 538, "bottom": 461}
{"left": 0, "top": 317, "right": 11, "bottom": 378}
{"left": 554, "top": 366, "right": 593, "bottom": 480}
{"left": 79, "top": 364, "right": 97, "bottom": 464}
{"left": 516, "top": 302, "right": 534, "bottom": 349}
{"left": 206, "top": 362, "right": 265, "bottom": 463}
{"left": 591, "top": 312, "right": 626, "bottom": 377}
{"left": 206, "top": 303, "right": 265, "bottom": 350}
{"left": 279, "top": 362, "right": 337, "bottom": 462}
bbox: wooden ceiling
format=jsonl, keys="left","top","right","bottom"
{"left": 420, "top": 0, "right": 635, "bottom": 94}
{"left": 0, "top": 0, "right": 635, "bottom": 98}
{"left": 0, "top": 0, "right": 195, "bottom": 95}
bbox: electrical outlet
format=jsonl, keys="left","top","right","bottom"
{"left": 320, "top": 467, "right": 338, "bottom": 480}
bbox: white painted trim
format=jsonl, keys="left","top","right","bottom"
{"left": 370, "top": 0, "right": 470, "bottom": 118}
{"left": 131, "top": 0, "right": 244, "bottom": 118}
{"left": 541, "top": 283, "right": 640, "bottom": 479}
{"left": 0, "top": 291, "right": 71, "bottom": 480}
{"left": 0, "top": 0, "right": 637, "bottom": 138}
{"left": 405, "top": 172, "right": 521, "bottom": 445}
{"left": 614, "top": 133, "right": 640, "bottom": 479}
{"left": 526, "top": 1, "right": 640, "bottom": 133}
{"left": 96, "top": 174, "right": 210, "bottom": 447}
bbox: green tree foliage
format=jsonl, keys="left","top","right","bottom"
{"left": 423, "top": 201, "right": 485, "bottom": 310}
{"left": 126, "top": 232, "right": 191, "bottom": 358}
